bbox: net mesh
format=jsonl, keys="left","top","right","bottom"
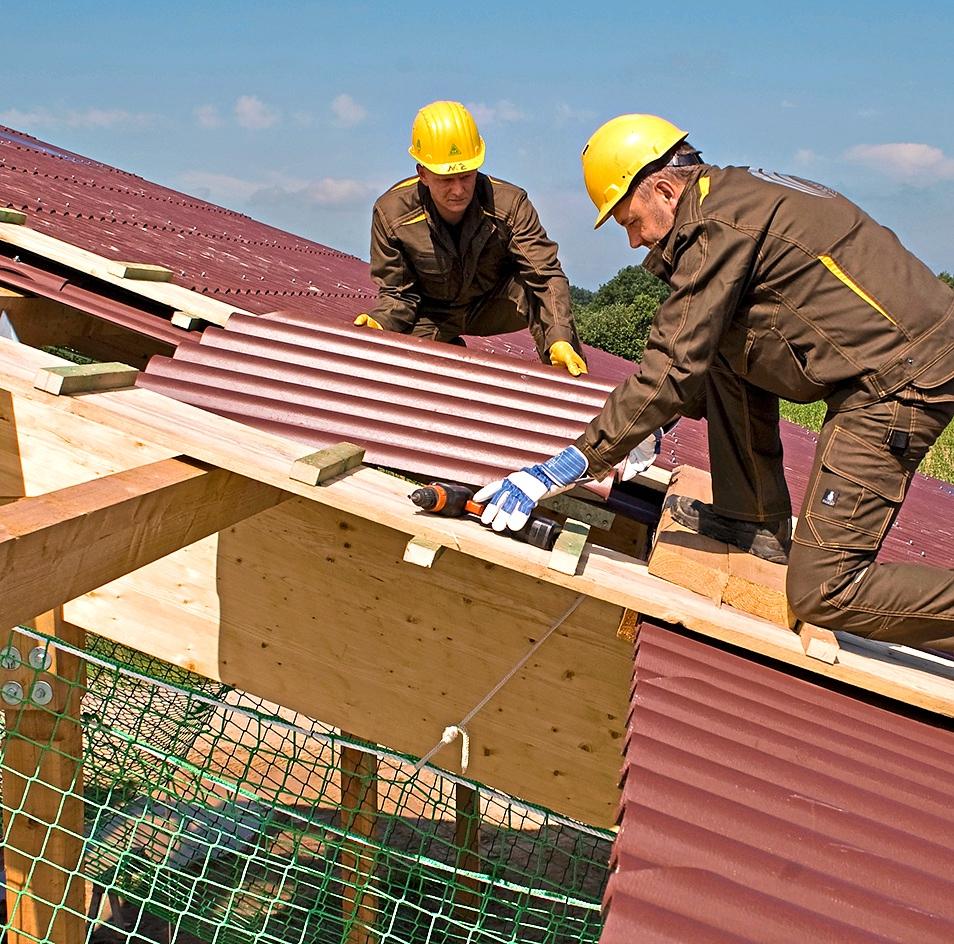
{"left": 0, "top": 626, "right": 610, "bottom": 943}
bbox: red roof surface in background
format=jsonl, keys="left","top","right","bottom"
{"left": 603, "top": 621, "right": 954, "bottom": 944}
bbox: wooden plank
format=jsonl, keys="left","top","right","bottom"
{"left": 0, "top": 222, "right": 245, "bottom": 327}
{"left": 648, "top": 467, "right": 729, "bottom": 603}
{"left": 3, "top": 339, "right": 954, "bottom": 734}
{"left": 170, "top": 311, "right": 203, "bottom": 331}
{"left": 0, "top": 209, "right": 26, "bottom": 225}
{"left": 0, "top": 456, "right": 288, "bottom": 629}
{"left": 339, "top": 742, "right": 378, "bottom": 944}
{"left": 289, "top": 442, "right": 365, "bottom": 486}
{"left": 34, "top": 362, "right": 139, "bottom": 396}
{"left": 2, "top": 610, "right": 86, "bottom": 944}
{"left": 105, "top": 261, "right": 173, "bottom": 282}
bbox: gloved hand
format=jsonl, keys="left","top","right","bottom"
{"left": 619, "top": 428, "right": 664, "bottom": 481}
{"left": 548, "top": 340, "right": 588, "bottom": 377}
{"left": 354, "top": 313, "right": 383, "bottom": 330}
{"left": 474, "top": 445, "right": 589, "bottom": 532}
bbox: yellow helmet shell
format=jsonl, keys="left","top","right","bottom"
{"left": 409, "top": 101, "right": 486, "bottom": 175}
{"left": 581, "top": 114, "right": 688, "bottom": 228}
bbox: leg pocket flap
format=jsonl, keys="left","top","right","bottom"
{"left": 820, "top": 427, "right": 907, "bottom": 502}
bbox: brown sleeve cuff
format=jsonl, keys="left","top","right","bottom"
{"left": 574, "top": 437, "right": 617, "bottom": 481}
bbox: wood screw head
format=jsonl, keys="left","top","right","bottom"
{"left": 30, "top": 681, "right": 54, "bottom": 707}
{"left": 1, "top": 681, "right": 24, "bottom": 706}
{"left": 28, "top": 646, "right": 53, "bottom": 671}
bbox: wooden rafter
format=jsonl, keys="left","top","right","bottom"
{"left": 0, "top": 456, "right": 288, "bottom": 628}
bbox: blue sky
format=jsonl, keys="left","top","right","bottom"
{"left": 3, "top": 1, "right": 953, "bottom": 288}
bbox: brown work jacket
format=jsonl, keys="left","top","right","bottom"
{"left": 368, "top": 173, "right": 576, "bottom": 350}
{"left": 576, "top": 164, "right": 954, "bottom": 478}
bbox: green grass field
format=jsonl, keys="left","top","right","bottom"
{"left": 779, "top": 401, "right": 954, "bottom": 485}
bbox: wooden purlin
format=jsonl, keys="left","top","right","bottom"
{"left": 2, "top": 337, "right": 954, "bottom": 773}
{"left": 0, "top": 456, "right": 289, "bottom": 629}
{"left": 0, "top": 220, "right": 246, "bottom": 327}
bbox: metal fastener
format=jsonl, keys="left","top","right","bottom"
{"left": 1, "top": 681, "right": 24, "bottom": 706}
{"left": 30, "top": 681, "right": 54, "bottom": 707}
{"left": 28, "top": 646, "right": 53, "bottom": 671}
{"left": 0, "top": 646, "right": 22, "bottom": 670}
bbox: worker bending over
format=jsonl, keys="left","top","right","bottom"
{"left": 355, "top": 100, "right": 587, "bottom": 376}
{"left": 477, "top": 114, "right": 954, "bottom": 649}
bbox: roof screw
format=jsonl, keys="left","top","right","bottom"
{"left": 1, "top": 681, "right": 23, "bottom": 706}
{"left": 28, "top": 646, "right": 53, "bottom": 671}
{"left": 0, "top": 646, "right": 22, "bottom": 670}
{"left": 30, "top": 680, "right": 54, "bottom": 707}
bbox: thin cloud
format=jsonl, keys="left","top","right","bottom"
{"left": 0, "top": 106, "right": 152, "bottom": 129}
{"left": 194, "top": 104, "right": 224, "bottom": 129}
{"left": 845, "top": 142, "right": 954, "bottom": 181}
{"left": 466, "top": 100, "right": 524, "bottom": 126}
{"left": 794, "top": 148, "right": 818, "bottom": 165}
{"left": 234, "top": 95, "right": 280, "bottom": 130}
{"left": 556, "top": 103, "right": 597, "bottom": 125}
{"left": 179, "top": 169, "right": 376, "bottom": 210}
{"left": 331, "top": 93, "right": 366, "bottom": 128}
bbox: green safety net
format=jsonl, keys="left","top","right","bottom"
{"left": 0, "top": 626, "right": 611, "bottom": 943}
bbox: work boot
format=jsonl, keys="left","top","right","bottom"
{"left": 665, "top": 495, "right": 792, "bottom": 564}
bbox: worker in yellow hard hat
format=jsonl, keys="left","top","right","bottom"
{"left": 476, "top": 113, "right": 954, "bottom": 651}
{"left": 354, "top": 100, "right": 587, "bottom": 376}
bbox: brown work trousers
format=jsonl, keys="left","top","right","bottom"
{"left": 409, "top": 275, "right": 584, "bottom": 365}
{"left": 700, "top": 358, "right": 954, "bottom": 649}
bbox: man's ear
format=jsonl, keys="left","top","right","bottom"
{"left": 654, "top": 177, "right": 679, "bottom": 205}
{"left": 416, "top": 164, "right": 429, "bottom": 188}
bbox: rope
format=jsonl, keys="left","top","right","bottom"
{"left": 412, "top": 595, "right": 586, "bottom": 774}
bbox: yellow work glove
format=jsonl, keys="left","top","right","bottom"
{"left": 548, "top": 340, "right": 588, "bottom": 377}
{"left": 353, "top": 313, "right": 383, "bottom": 330}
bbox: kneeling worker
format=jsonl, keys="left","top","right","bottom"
{"left": 354, "top": 100, "right": 587, "bottom": 376}
{"left": 476, "top": 113, "right": 954, "bottom": 649}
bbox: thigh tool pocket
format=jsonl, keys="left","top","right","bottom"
{"left": 805, "top": 426, "right": 909, "bottom": 551}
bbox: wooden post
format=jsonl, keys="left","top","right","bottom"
{"left": 339, "top": 738, "right": 378, "bottom": 944}
{"left": 454, "top": 784, "right": 482, "bottom": 916}
{"left": 2, "top": 609, "right": 87, "bottom": 944}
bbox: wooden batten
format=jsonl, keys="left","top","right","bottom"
{"left": 0, "top": 222, "right": 242, "bottom": 327}
{"left": 34, "top": 362, "right": 139, "bottom": 396}
{"left": 105, "top": 261, "right": 174, "bottom": 282}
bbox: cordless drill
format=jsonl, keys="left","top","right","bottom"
{"left": 409, "top": 482, "right": 563, "bottom": 551}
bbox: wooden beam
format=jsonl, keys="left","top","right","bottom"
{"left": 0, "top": 222, "right": 244, "bottom": 327}
{"left": 0, "top": 209, "right": 26, "bottom": 225}
{"left": 454, "top": 784, "right": 482, "bottom": 917}
{"left": 339, "top": 741, "right": 378, "bottom": 944}
{"left": 0, "top": 456, "right": 288, "bottom": 629}
{"left": 2, "top": 611, "right": 86, "bottom": 944}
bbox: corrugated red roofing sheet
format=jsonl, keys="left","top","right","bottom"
{"left": 603, "top": 620, "right": 954, "bottom": 944}
{"left": 136, "top": 311, "right": 624, "bottom": 488}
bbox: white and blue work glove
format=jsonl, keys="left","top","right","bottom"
{"left": 474, "top": 445, "right": 589, "bottom": 533}
{"left": 619, "top": 428, "right": 664, "bottom": 481}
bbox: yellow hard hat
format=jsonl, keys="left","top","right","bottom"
{"left": 409, "top": 101, "right": 486, "bottom": 175}
{"left": 581, "top": 114, "right": 688, "bottom": 228}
